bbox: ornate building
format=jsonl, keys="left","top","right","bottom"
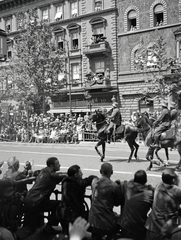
{"left": 0, "top": 0, "right": 118, "bottom": 114}
{"left": 117, "top": 0, "right": 181, "bottom": 120}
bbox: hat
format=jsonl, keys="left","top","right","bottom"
{"left": 7, "top": 156, "right": 19, "bottom": 169}
{"left": 112, "top": 102, "right": 118, "bottom": 108}
{"left": 170, "top": 101, "right": 176, "bottom": 108}
{"left": 160, "top": 101, "right": 167, "bottom": 108}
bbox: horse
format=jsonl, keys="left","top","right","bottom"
{"left": 89, "top": 110, "right": 139, "bottom": 162}
{"left": 136, "top": 113, "right": 181, "bottom": 171}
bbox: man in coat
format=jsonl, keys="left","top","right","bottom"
{"left": 152, "top": 101, "right": 170, "bottom": 148}
{"left": 106, "top": 102, "right": 122, "bottom": 143}
{"left": 24, "top": 157, "right": 67, "bottom": 234}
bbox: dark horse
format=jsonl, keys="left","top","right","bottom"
{"left": 136, "top": 113, "right": 181, "bottom": 170}
{"left": 90, "top": 111, "right": 139, "bottom": 162}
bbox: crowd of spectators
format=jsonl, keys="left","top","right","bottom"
{"left": 0, "top": 156, "right": 181, "bottom": 240}
{"left": 0, "top": 112, "right": 97, "bottom": 144}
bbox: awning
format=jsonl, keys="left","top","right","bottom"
{"left": 47, "top": 106, "right": 112, "bottom": 114}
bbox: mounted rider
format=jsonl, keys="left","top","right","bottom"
{"left": 106, "top": 102, "right": 122, "bottom": 143}
{"left": 152, "top": 101, "right": 170, "bottom": 149}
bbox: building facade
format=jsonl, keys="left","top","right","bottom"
{"left": 117, "top": 0, "right": 181, "bottom": 120}
{"left": 0, "top": 0, "right": 118, "bottom": 114}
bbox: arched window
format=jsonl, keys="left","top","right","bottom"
{"left": 154, "top": 4, "right": 164, "bottom": 26}
{"left": 128, "top": 10, "right": 137, "bottom": 31}
{"left": 89, "top": 17, "right": 106, "bottom": 43}
{"left": 67, "top": 24, "right": 81, "bottom": 50}
{"left": 124, "top": 6, "right": 139, "bottom": 32}
{"left": 150, "top": 0, "right": 167, "bottom": 27}
{"left": 53, "top": 27, "right": 65, "bottom": 51}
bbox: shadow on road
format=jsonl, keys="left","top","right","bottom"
{"left": 107, "top": 158, "right": 146, "bottom": 163}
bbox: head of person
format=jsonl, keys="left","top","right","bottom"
{"left": 7, "top": 156, "right": 19, "bottom": 172}
{"left": 100, "top": 163, "right": 113, "bottom": 178}
{"left": 67, "top": 165, "right": 83, "bottom": 179}
{"left": 162, "top": 168, "right": 179, "bottom": 185}
{"left": 112, "top": 102, "right": 118, "bottom": 108}
{"left": 46, "top": 157, "right": 60, "bottom": 172}
{"left": 0, "top": 227, "right": 14, "bottom": 240}
{"left": 134, "top": 170, "right": 147, "bottom": 185}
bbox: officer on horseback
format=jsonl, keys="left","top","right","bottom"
{"left": 106, "top": 102, "right": 122, "bottom": 143}
{"left": 152, "top": 101, "right": 170, "bottom": 149}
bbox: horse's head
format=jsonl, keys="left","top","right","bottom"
{"left": 89, "top": 110, "right": 106, "bottom": 123}
{"left": 135, "top": 113, "right": 150, "bottom": 129}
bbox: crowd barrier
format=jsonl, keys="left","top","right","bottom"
{"left": 0, "top": 130, "right": 143, "bottom": 143}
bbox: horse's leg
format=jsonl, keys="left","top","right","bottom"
{"left": 127, "top": 141, "right": 135, "bottom": 163}
{"left": 101, "top": 141, "right": 106, "bottom": 162}
{"left": 155, "top": 148, "right": 164, "bottom": 165}
{"left": 133, "top": 141, "right": 139, "bottom": 160}
{"left": 176, "top": 143, "right": 181, "bottom": 170}
{"left": 146, "top": 146, "right": 160, "bottom": 170}
{"left": 164, "top": 148, "right": 169, "bottom": 166}
{"left": 95, "top": 139, "right": 105, "bottom": 161}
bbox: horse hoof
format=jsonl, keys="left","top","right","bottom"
{"left": 135, "top": 157, "right": 139, "bottom": 161}
{"left": 100, "top": 156, "right": 104, "bottom": 162}
{"left": 152, "top": 160, "right": 160, "bottom": 166}
{"left": 127, "top": 159, "right": 131, "bottom": 163}
{"left": 146, "top": 167, "right": 151, "bottom": 171}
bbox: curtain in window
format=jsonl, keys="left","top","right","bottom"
{"left": 71, "top": 2, "right": 78, "bottom": 14}
{"left": 55, "top": 6, "right": 62, "bottom": 19}
{"left": 72, "top": 65, "right": 80, "bottom": 80}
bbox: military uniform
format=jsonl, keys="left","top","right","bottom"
{"left": 106, "top": 102, "right": 122, "bottom": 143}
{"left": 170, "top": 102, "right": 179, "bottom": 122}
{"left": 153, "top": 102, "right": 170, "bottom": 148}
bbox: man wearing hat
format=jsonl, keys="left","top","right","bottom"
{"left": 152, "top": 101, "right": 170, "bottom": 148}
{"left": 106, "top": 102, "right": 122, "bottom": 143}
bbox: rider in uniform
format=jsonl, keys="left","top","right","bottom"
{"left": 106, "top": 102, "right": 122, "bottom": 143}
{"left": 152, "top": 101, "right": 170, "bottom": 149}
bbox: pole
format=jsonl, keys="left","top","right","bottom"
{"left": 66, "top": 40, "right": 72, "bottom": 116}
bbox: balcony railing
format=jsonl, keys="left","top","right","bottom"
{"left": 84, "top": 41, "right": 111, "bottom": 58}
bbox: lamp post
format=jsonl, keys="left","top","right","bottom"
{"left": 0, "top": 29, "right": 7, "bottom": 62}
{"left": 63, "top": 39, "right": 72, "bottom": 115}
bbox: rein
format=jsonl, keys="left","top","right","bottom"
{"left": 96, "top": 119, "right": 107, "bottom": 126}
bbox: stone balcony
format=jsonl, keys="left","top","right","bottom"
{"left": 84, "top": 41, "right": 111, "bottom": 58}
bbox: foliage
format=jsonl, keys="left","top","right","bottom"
{"left": 5, "top": 8, "right": 66, "bottom": 113}
{"left": 135, "top": 35, "right": 177, "bottom": 102}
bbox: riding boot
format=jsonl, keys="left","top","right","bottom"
{"left": 153, "top": 136, "right": 160, "bottom": 149}
{"left": 107, "top": 133, "right": 111, "bottom": 144}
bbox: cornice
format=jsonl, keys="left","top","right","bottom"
{"left": 50, "top": 7, "right": 117, "bottom": 27}
{"left": 0, "top": 0, "right": 41, "bottom": 12}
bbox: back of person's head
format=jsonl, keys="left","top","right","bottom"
{"left": 46, "top": 157, "right": 58, "bottom": 167}
{"left": 0, "top": 227, "right": 14, "bottom": 240}
{"left": 7, "top": 156, "right": 19, "bottom": 171}
{"left": 67, "top": 165, "right": 80, "bottom": 177}
{"left": 162, "top": 168, "right": 177, "bottom": 185}
{"left": 134, "top": 170, "right": 147, "bottom": 185}
{"left": 100, "top": 163, "right": 113, "bottom": 177}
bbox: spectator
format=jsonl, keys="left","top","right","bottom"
{"left": 24, "top": 157, "right": 67, "bottom": 234}
{"left": 88, "top": 163, "right": 121, "bottom": 240}
{"left": 118, "top": 170, "right": 154, "bottom": 240}
{"left": 58, "top": 164, "right": 97, "bottom": 235}
{"left": 145, "top": 168, "right": 181, "bottom": 240}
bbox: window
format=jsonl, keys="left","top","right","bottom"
{"left": 71, "top": 1, "right": 78, "bottom": 18}
{"left": 55, "top": 5, "right": 63, "bottom": 21}
{"left": 5, "top": 18, "right": 11, "bottom": 32}
{"left": 42, "top": 9, "right": 49, "bottom": 21}
{"left": 154, "top": 4, "right": 164, "bottom": 26}
{"left": 128, "top": 10, "right": 137, "bottom": 31}
{"left": 57, "top": 35, "right": 64, "bottom": 50}
{"left": 72, "top": 64, "right": 80, "bottom": 84}
{"left": 7, "top": 45, "right": 12, "bottom": 59}
{"left": 95, "top": 59, "right": 105, "bottom": 79}
{"left": 94, "top": 0, "right": 102, "bottom": 12}
{"left": 71, "top": 32, "right": 79, "bottom": 50}
{"left": 90, "top": 18, "right": 106, "bottom": 43}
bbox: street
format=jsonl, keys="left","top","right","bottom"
{"left": 0, "top": 141, "right": 181, "bottom": 187}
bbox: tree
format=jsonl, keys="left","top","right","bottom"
{"left": 135, "top": 35, "right": 177, "bottom": 104}
{"left": 6, "top": 8, "right": 66, "bottom": 114}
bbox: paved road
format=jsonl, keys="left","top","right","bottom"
{"left": 0, "top": 141, "right": 180, "bottom": 188}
